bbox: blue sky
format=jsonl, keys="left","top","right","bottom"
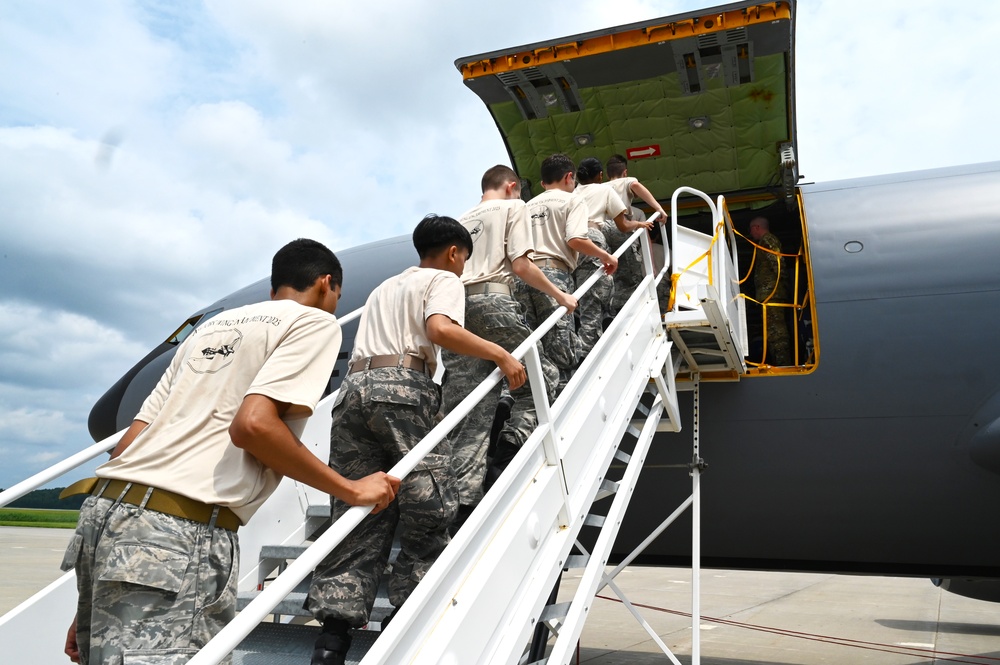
{"left": 1, "top": 0, "right": 999, "bottom": 490}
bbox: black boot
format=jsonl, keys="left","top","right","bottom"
{"left": 487, "top": 394, "right": 515, "bottom": 460}
{"left": 311, "top": 617, "right": 352, "bottom": 665}
{"left": 485, "top": 439, "right": 519, "bottom": 491}
{"left": 448, "top": 502, "right": 475, "bottom": 537}
{"left": 380, "top": 605, "right": 399, "bottom": 631}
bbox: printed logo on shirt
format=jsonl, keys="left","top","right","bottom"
{"left": 529, "top": 210, "right": 548, "bottom": 228}
{"left": 468, "top": 219, "right": 484, "bottom": 244}
{"left": 187, "top": 328, "right": 244, "bottom": 374}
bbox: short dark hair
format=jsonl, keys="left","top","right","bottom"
{"left": 271, "top": 238, "right": 342, "bottom": 292}
{"left": 540, "top": 153, "right": 575, "bottom": 185}
{"left": 413, "top": 214, "right": 473, "bottom": 259}
{"left": 576, "top": 157, "right": 603, "bottom": 184}
{"left": 481, "top": 165, "right": 519, "bottom": 193}
{"left": 606, "top": 154, "right": 628, "bottom": 178}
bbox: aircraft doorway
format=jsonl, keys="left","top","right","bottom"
{"left": 667, "top": 189, "right": 818, "bottom": 379}
{"left": 732, "top": 193, "right": 818, "bottom": 375}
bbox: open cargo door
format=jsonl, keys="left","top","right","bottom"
{"left": 456, "top": 1, "right": 819, "bottom": 375}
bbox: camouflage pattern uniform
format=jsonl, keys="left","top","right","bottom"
{"left": 603, "top": 215, "right": 645, "bottom": 317}
{"left": 64, "top": 495, "right": 238, "bottom": 665}
{"left": 306, "top": 367, "right": 456, "bottom": 627}
{"left": 514, "top": 267, "right": 581, "bottom": 394}
{"left": 441, "top": 293, "right": 559, "bottom": 510}
{"left": 755, "top": 231, "right": 792, "bottom": 365}
{"left": 573, "top": 228, "right": 615, "bottom": 356}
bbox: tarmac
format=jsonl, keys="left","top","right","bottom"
{"left": 3, "top": 525, "right": 999, "bottom": 664}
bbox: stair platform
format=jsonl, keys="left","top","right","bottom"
{"left": 233, "top": 622, "right": 378, "bottom": 665}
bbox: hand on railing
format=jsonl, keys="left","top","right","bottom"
{"left": 351, "top": 472, "right": 400, "bottom": 514}
{"left": 553, "top": 290, "right": 578, "bottom": 314}
{"left": 632, "top": 218, "right": 655, "bottom": 233}
{"left": 497, "top": 351, "right": 527, "bottom": 391}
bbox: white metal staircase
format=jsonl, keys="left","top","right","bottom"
{"left": 0, "top": 188, "right": 746, "bottom": 665}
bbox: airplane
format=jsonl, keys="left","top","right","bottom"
{"left": 84, "top": 0, "right": 1000, "bottom": 606}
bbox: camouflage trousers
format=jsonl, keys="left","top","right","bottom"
{"left": 65, "top": 494, "right": 239, "bottom": 665}
{"left": 757, "top": 285, "right": 792, "bottom": 366}
{"left": 441, "top": 293, "right": 559, "bottom": 508}
{"left": 574, "top": 228, "right": 615, "bottom": 356}
{"left": 603, "top": 223, "right": 646, "bottom": 316}
{"left": 514, "top": 267, "right": 581, "bottom": 395}
{"left": 761, "top": 301, "right": 792, "bottom": 366}
{"left": 306, "top": 367, "right": 457, "bottom": 627}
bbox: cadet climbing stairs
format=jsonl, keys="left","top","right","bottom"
{"left": 0, "top": 187, "right": 747, "bottom": 665}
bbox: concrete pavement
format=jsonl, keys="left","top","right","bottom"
{"left": 3, "top": 526, "right": 999, "bottom": 663}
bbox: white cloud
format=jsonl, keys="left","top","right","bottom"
{"left": 0, "top": 0, "right": 176, "bottom": 134}
{"left": 0, "top": 301, "right": 147, "bottom": 390}
{"left": 0, "top": 408, "right": 77, "bottom": 446}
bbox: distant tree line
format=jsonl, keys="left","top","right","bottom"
{"left": 0, "top": 488, "right": 86, "bottom": 510}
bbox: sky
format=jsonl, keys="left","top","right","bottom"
{"left": 1, "top": 0, "right": 999, "bottom": 490}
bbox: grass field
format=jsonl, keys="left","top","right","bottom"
{"left": 0, "top": 508, "right": 79, "bottom": 529}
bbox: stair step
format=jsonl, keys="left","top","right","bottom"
{"left": 237, "top": 590, "right": 311, "bottom": 617}
{"left": 232, "top": 621, "right": 379, "bottom": 665}
{"left": 237, "top": 590, "right": 394, "bottom": 623}
{"left": 306, "top": 504, "right": 331, "bottom": 518}
{"left": 538, "top": 601, "right": 572, "bottom": 623}
{"left": 594, "top": 479, "right": 619, "bottom": 501}
{"left": 259, "top": 542, "right": 401, "bottom": 565}
{"left": 259, "top": 544, "right": 309, "bottom": 560}
{"left": 583, "top": 514, "right": 606, "bottom": 528}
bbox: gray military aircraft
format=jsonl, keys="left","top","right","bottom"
{"left": 88, "top": 0, "right": 1000, "bottom": 602}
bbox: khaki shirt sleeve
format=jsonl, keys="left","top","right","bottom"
{"left": 505, "top": 200, "right": 534, "bottom": 261}
{"left": 605, "top": 187, "right": 628, "bottom": 219}
{"left": 247, "top": 314, "right": 342, "bottom": 416}
{"left": 426, "top": 272, "right": 466, "bottom": 328}
{"left": 564, "top": 195, "right": 590, "bottom": 241}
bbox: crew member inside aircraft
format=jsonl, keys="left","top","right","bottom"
{"left": 59, "top": 239, "right": 398, "bottom": 665}
{"left": 441, "top": 165, "right": 575, "bottom": 530}
{"left": 515, "top": 153, "right": 617, "bottom": 395}
{"left": 605, "top": 153, "right": 670, "bottom": 314}
{"left": 573, "top": 157, "right": 653, "bottom": 354}
{"left": 305, "top": 215, "right": 526, "bottom": 665}
{"left": 748, "top": 216, "right": 792, "bottom": 366}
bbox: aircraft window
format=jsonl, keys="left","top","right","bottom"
{"left": 165, "top": 308, "right": 223, "bottom": 345}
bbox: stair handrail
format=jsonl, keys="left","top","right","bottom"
{"left": 655, "top": 210, "right": 670, "bottom": 286}
{"left": 186, "top": 223, "right": 657, "bottom": 665}
{"left": 669, "top": 188, "right": 718, "bottom": 313}
{"left": 0, "top": 309, "right": 362, "bottom": 509}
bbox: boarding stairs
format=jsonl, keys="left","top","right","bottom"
{"left": 0, "top": 188, "right": 746, "bottom": 665}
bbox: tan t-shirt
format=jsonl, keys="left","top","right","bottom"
{"left": 97, "top": 299, "right": 342, "bottom": 524}
{"left": 352, "top": 266, "right": 465, "bottom": 376}
{"left": 458, "top": 198, "right": 534, "bottom": 287}
{"left": 608, "top": 177, "right": 638, "bottom": 210}
{"left": 526, "top": 188, "right": 590, "bottom": 271}
{"left": 575, "top": 182, "right": 627, "bottom": 230}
